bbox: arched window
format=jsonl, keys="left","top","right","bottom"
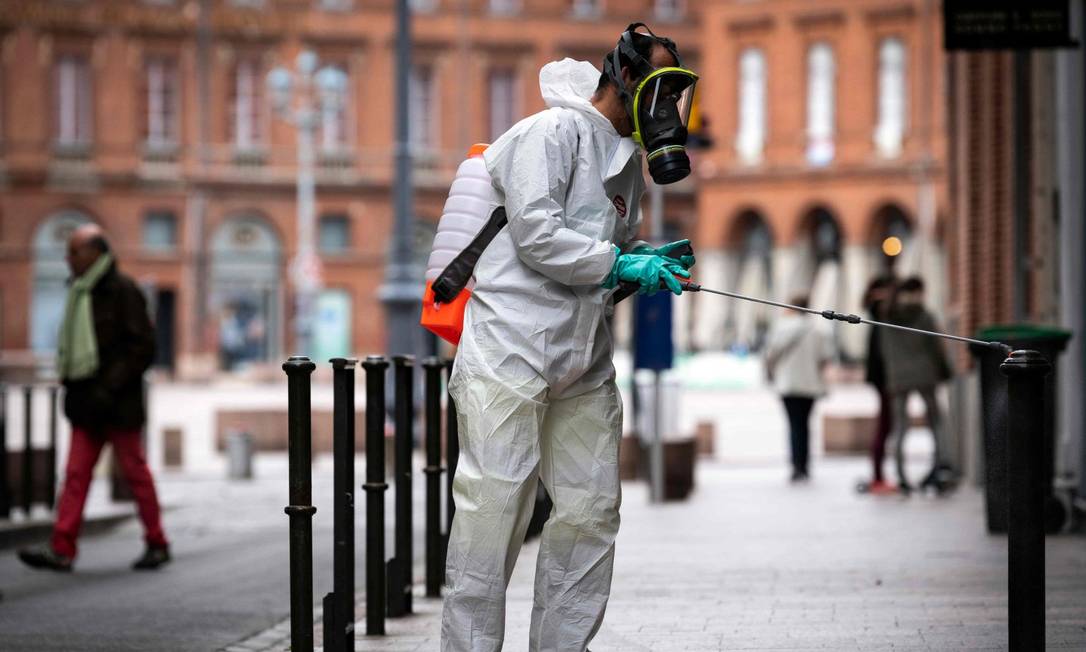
{"left": 811, "top": 209, "right": 842, "bottom": 262}
{"left": 31, "top": 212, "right": 93, "bottom": 353}
{"left": 409, "top": 64, "right": 437, "bottom": 154}
{"left": 488, "top": 68, "right": 519, "bottom": 141}
{"left": 805, "top": 42, "right": 835, "bottom": 167}
{"left": 874, "top": 38, "right": 906, "bottom": 158}
{"left": 319, "top": 62, "right": 351, "bottom": 154}
{"left": 210, "top": 216, "right": 283, "bottom": 370}
{"left": 733, "top": 211, "right": 774, "bottom": 349}
{"left": 736, "top": 48, "right": 766, "bottom": 165}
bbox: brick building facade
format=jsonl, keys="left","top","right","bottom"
{"left": 688, "top": 0, "right": 947, "bottom": 359}
{"left": 0, "top": 0, "right": 698, "bottom": 379}
{"left": 943, "top": 8, "right": 1085, "bottom": 498}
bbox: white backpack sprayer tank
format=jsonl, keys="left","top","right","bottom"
{"left": 421, "top": 143, "right": 500, "bottom": 344}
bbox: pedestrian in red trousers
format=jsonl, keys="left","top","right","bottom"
{"left": 856, "top": 276, "right": 898, "bottom": 496}
{"left": 18, "top": 224, "right": 169, "bottom": 572}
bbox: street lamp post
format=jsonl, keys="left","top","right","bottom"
{"left": 268, "top": 51, "right": 348, "bottom": 358}
{"left": 380, "top": 0, "right": 420, "bottom": 359}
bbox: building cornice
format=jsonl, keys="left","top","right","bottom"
{"left": 0, "top": 2, "right": 104, "bottom": 36}
{"left": 864, "top": 4, "right": 916, "bottom": 24}
{"left": 727, "top": 15, "right": 775, "bottom": 35}
{"left": 793, "top": 10, "right": 846, "bottom": 30}
{"left": 701, "top": 160, "right": 946, "bottom": 186}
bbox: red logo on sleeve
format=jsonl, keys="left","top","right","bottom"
{"left": 612, "top": 195, "right": 627, "bottom": 218}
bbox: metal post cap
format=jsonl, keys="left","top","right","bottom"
{"left": 329, "top": 357, "right": 358, "bottom": 369}
{"left": 284, "top": 505, "right": 317, "bottom": 516}
{"left": 392, "top": 354, "right": 416, "bottom": 366}
{"left": 999, "top": 349, "right": 1053, "bottom": 377}
{"left": 283, "top": 356, "right": 316, "bottom": 375}
{"left": 422, "top": 356, "right": 444, "bottom": 369}
{"left": 361, "top": 355, "right": 390, "bottom": 370}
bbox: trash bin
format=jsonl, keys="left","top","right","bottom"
{"left": 970, "top": 324, "right": 1072, "bottom": 534}
{"left": 226, "top": 430, "right": 254, "bottom": 480}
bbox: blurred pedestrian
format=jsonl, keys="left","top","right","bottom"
{"left": 18, "top": 224, "right": 170, "bottom": 572}
{"left": 879, "top": 276, "right": 953, "bottom": 495}
{"left": 856, "top": 276, "right": 897, "bottom": 495}
{"left": 764, "top": 295, "right": 835, "bottom": 482}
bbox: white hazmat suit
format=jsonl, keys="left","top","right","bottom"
{"left": 442, "top": 58, "right": 646, "bottom": 652}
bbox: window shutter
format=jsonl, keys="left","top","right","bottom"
{"left": 252, "top": 60, "right": 263, "bottom": 144}
{"left": 227, "top": 61, "right": 237, "bottom": 146}
{"left": 53, "top": 59, "right": 62, "bottom": 143}
{"left": 78, "top": 57, "right": 92, "bottom": 144}
{"left": 168, "top": 59, "right": 180, "bottom": 144}
{"left": 139, "top": 58, "right": 151, "bottom": 144}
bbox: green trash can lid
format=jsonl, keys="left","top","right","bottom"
{"left": 975, "top": 323, "right": 1072, "bottom": 342}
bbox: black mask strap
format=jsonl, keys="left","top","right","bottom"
{"left": 604, "top": 22, "right": 681, "bottom": 106}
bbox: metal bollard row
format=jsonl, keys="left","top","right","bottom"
{"left": 0, "top": 383, "right": 61, "bottom": 520}
{"left": 281, "top": 348, "right": 1051, "bottom": 651}
{"left": 48, "top": 386, "right": 58, "bottom": 510}
{"left": 422, "top": 357, "right": 445, "bottom": 598}
{"left": 282, "top": 356, "right": 317, "bottom": 652}
{"left": 445, "top": 360, "right": 459, "bottom": 541}
{"left": 1001, "top": 350, "right": 1051, "bottom": 652}
{"left": 0, "top": 384, "right": 7, "bottom": 519}
{"left": 361, "top": 356, "right": 390, "bottom": 636}
{"left": 22, "top": 386, "right": 32, "bottom": 516}
{"left": 388, "top": 355, "right": 415, "bottom": 618}
{"left": 324, "top": 357, "right": 357, "bottom": 652}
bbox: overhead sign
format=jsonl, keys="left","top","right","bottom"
{"left": 944, "top": 0, "right": 1079, "bottom": 50}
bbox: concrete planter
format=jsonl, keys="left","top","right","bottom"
{"left": 620, "top": 434, "right": 697, "bottom": 501}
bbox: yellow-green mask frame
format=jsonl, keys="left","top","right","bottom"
{"left": 630, "top": 66, "right": 700, "bottom": 148}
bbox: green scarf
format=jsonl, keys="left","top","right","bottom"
{"left": 57, "top": 253, "right": 114, "bottom": 381}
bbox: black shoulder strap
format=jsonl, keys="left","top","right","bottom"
{"left": 431, "top": 206, "right": 508, "bottom": 304}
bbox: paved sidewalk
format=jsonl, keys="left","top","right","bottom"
{"left": 246, "top": 457, "right": 1085, "bottom": 652}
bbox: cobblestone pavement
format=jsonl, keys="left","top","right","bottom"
{"left": 248, "top": 457, "right": 1085, "bottom": 652}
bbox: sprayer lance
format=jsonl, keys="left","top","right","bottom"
{"left": 680, "top": 281, "right": 1011, "bottom": 355}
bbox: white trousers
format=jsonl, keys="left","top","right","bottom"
{"left": 441, "top": 370, "right": 623, "bottom": 652}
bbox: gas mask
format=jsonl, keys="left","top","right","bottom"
{"left": 604, "top": 23, "right": 699, "bottom": 185}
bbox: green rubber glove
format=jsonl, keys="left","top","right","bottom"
{"left": 630, "top": 238, "right": 696, "bottom": 270}
{"left": 602, "top": 251, "right": 690, "bottom": 296}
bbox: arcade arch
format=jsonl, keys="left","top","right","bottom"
{"left": 729, "top": 210, "right": 774, "bottom": 350}
{"left": 797, "top": 206, "right": 843, "bottom": 311}
{"left": 209, "top": 215, "right": 283, "bottom": 370}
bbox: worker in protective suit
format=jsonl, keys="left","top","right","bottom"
{"left": 442, "top": 23, "right": 698, "bottom": 652}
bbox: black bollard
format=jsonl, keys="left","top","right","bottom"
{"left": 22, "top": 386, "right": 32, "bottom": 515}
{"left": 324, "top": 358, "right": 357, "bottom": 652}
{"left": 0, "top": 384, "right": 8, "bottom": 518}
{"left": 47, "top": 386, "right": 58, "bottom": 509}
{"left": 388, "top": 355, "right": 415, "bottom": 617}
{"left": 422, "top": 357, "right": 445, "bottom": 598}
{"left": 361, "top": 356, "right": 389, "bottom": 636}
{"left": 282, "top": 356, "right": 317, "bottom": 652}
{"left": 444, "top": 359, "right": 459, "bottom": 567}
{"left": 1001, "top": 350, "right": 1051, "bottom": 652}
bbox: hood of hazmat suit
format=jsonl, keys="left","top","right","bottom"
{"left": 443, "top": 59, "right": 642, "bottom": 652}
{"left": 453, "top": 58, "right": 646, "bottom": 398}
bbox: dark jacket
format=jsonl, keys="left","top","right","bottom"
{"left": 864, "top": 299, "right": 886, "bottom": 389}
{"left": 878, "top": 302, "right": 952, "bottom": 394}
{"left": 62, "top": 263, "right": 155, "bottom": 431}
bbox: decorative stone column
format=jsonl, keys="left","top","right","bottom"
{"left": 839, "top": 244, "right": 871, "bottom": 360}
{"left": 691, "top": 249, "right": 734, "bottom": 350}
